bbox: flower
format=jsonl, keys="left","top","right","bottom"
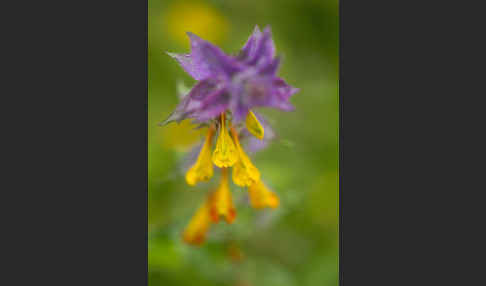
{"left": 240, "top": 110, "right": 276, "bottom": 154}
{"left": 245, "top": 110, "right": 264, "bottom": 139}
{"left": 163, "top": 25, "right": 299, "bottom": 125}
{"left": 248, "top": 180, "right": 279, "bottom": 209}
{"left": 212, "top": 113, "right": 238, "bottom": 168}
{"left": 208, "top": 167, "right": 236, "bottom": 223}
{"left": 182, "top": 198, "right": 213, "bottom": 245}
{"left": 230, "top": 126, "right": 260, "bottom": 187}
{"left": 185, "top": 125, "right": 215, "bottom": 186}
{"left": 166, "top": 26, "right": 297, "bottom": 245}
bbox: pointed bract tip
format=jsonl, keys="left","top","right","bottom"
{"left": 158, "top": 118, "right": 174, "bottom": 126}
{"left": 159, "top": 112, "right": 184, "bottom": 126}
{"left": 166, "top": 51, "right": 177, "bottom": 57}
{"left": 291, "top": 87, "right": 300, "bottom": 95}
{"left": 186, "top": 31, "right": 199, "bottom": 39}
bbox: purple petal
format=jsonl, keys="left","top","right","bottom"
{"left": 160, "top": 92, "right": 192, "bottom": 125}
{"left": 245, "top": 26, "right": 276, "bottom": 66}
{"left": 246, "top": 137, "right": 269, "bottom": 154}
{"left": 191, "top": 88, "right": 230, "bottom": 122}
{"left": 238, "top": 25, "right": 262, "bottom": 62}
{"left": 161, "top": 79, "right": 222, "bottom": 125}
{"left": 230, "top": 100, "right": 249, "bottom": 123}
{"left": 244, "top": 77, "right": 273, "bottom": 106}
{"left": 183, "top": 79, "right": 219, "bottom": 113}
{"left": 165, "top": 26, "right": 299, "bottom": 124}
{"left": 225, "top": 74, "right": 298, "bottom": 120}
{"left": 258, "top": 56, "right": 280, "bottom": 77}
{"left": 272, "top": 77, "right": 300, "bottom": 102}
{"left": 246, "top": 76, "right": 298, "bottom": 112}
{"left": 227, "top": 86, "right": 249, "bottom": 123}
{"left": 187, "top": 32, "right": 242, "bottom": 78}
{"left": 167, "top": 52, "right": 211, "bottom": 81}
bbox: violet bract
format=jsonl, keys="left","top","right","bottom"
{"left": 164, "top": 25, "right": 299, "bottom": 124}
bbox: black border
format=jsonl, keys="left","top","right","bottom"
{"left": 8, "top": 0, "right": 149, "bottom": 284}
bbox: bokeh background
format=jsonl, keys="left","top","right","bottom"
{"left": 148, "top": 0, "right": 338, "bottom": 285}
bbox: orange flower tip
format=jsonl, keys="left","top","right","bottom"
{"left": 182, "top": 233, "right": 205, "bottom": 246}
{"left": 208, "top": 168, "right": 237, "bottom": 223}
{"left": 209, "top": 201, "right": 236, "bottom": 223}
{"left": 267, "top": 194, "right": 280, "bottom": 208}
{"left": 209, "top": 209, "right": 220, "bottom": 223}
{"left": 225, "top": 208, "right": 237, "bottom": 224}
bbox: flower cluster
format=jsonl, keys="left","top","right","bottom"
{"left": 164, "top": 26, "right": 299, "bottom": 245}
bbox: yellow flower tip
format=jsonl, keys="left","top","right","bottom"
{"left": 245, "top": 110, "right": 264, "bottom": 140}
{"left": 212, "top": 113, "right": 238, "bottom": 168}
{"left": 182, "top": 200, "right": 212, "bottom": 245}
{"left": 185, "top": 127, "right": 216, "bottom": 186}
{"left": 248, "top": 180, "right": 280, "bottom": 209}
{"left": 230, "top": 127, "right": 260, "bottom": 187}
{"left": 209, "top": 168, "right": 237, "bottom": 224}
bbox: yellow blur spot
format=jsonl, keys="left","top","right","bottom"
{"left": 212, "top": 114, "right": 238, "bottom": 168}
{"left": 245, "top": 110, "right": 264, "bottom": 140}
{"left": 248, "top": 180, "right": 279, "bottom": 209}
{"left": 230, "top": 127, "right": 260, "bottom": 187}
{"left": 164, "top": 1, "right": 229, "bottom": 46}
{"left": 182, "top": 199, "right": 212, "bottom": 245}
{"left": 209, "top": 168, "right": 236, "bottom": 223}
{"left": 161, "top": 119, "right": 206, "bottom": 151}
{"left": 185, "top": 126, "right": 215, "bottom": 186}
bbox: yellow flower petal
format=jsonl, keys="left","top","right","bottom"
{"left": 245, "top": 110, "right": 264, "bottom": 140}
{"left": 212, "top": 113, "right": 238, "bottom": 168}
{"left": 248, "top": 180, "right": 279, "bottom": 209}
{"left": 230, "top": 127, "right": 260, "bottom": 187}
{"left": 185, "top": 126, "right": 215, "bottom": 186}
{"left": 209, "top": 168, "right": 236, "bottom": 223}
{"left": 182, "top": 199, "right": 212, "bottom": 245}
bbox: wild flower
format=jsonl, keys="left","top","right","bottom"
{"left": 163, "top": 26, "right": 299, "bottom": 245}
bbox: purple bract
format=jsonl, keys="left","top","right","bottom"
{"left": 164, "top": 26, "right": 299, "bottom": 124}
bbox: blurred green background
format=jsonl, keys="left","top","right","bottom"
{"left": 148, "top": 0, "right": 338, "bottom": 285}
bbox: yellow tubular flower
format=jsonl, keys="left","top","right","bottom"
{"left": 209, "top": 168, "right": 236, "bottom": 223}
{"left": 245, "top": 110, "right": 264, "bottom": 140}
{"left": 230, "top": 127, "right": 260, "bottom": 187}
{"left": 185, "top": 126, "right": 216, "bottom": 186}
{"left": 248, "top": 180, "right": 279, "bottom": 209}
{"left": 212, "top": 113, "right": 238, "bottom": 168}
{"left": 182, "top": 199, "right": 212, "bottom": 245}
